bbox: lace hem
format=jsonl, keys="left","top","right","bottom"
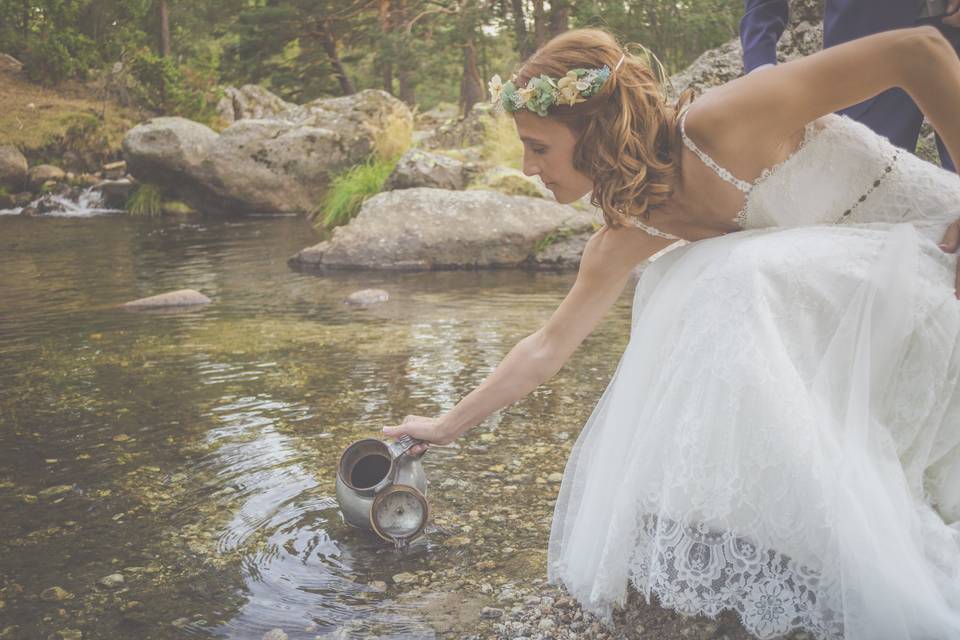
{"left": 550, "top": 511, "right": 844, "bottom": 639}
{"left": 627, "top": 513, "right": 844, "bottom": 640}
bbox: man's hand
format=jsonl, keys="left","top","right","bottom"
{"left": 943, "top": 0, "right": 960, "bottom": 28}
{"left": 938, "top": 218, "right": 960, "bottom": 298}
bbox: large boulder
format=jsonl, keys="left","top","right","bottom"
{"left": 420, "top": 102, "right": 496, "bottom": 150}
{"left": 27, "top": 164, "right": 66, "bottom": 191}
{"left": 122, "top": 89, "right": 413, "bottom": 215}
{"left": 384, "top": 149, "right": 468, "bottom": 191}
{"left": 0, "top": 145, "right": 28, "bottom": 191}
{"left": 216, "top": 84, "right": 298, "bottom": 126}
{"left": 122, "top": 117, "right": 218, "bottom": 185}
{"left": 289, "top": 188, "right": 599, "bottom": 271}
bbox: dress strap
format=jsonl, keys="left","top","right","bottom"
{"left": 679, "top": 105, "right": 753, "bottom": 194}
{"left": 628, "top": 217, "right": 682, "bottom": 241}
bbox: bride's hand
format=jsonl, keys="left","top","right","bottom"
{"left": 938, "top": 219, "right": 960, "bottom": 298}
{"left": 381, "top": 415, "right": 457, "bottom": 457}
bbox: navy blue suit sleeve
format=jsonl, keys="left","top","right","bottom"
{"left": 740, "top": 0, "right": 789, "bottom": 73}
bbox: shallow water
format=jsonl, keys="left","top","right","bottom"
{"left": 0, "top": 212, "right": 635, "bottom": 639}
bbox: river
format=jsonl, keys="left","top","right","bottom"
{"left": 0, "top": 209, "right": 635, "bottom": 639}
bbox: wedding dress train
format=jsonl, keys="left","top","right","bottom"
{"left": 546, "top": 109, "right": 960, "bottom": 639}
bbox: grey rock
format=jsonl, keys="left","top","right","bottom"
{"left": 218, "top": 85, "right": 297, "bottom": 125}
{"left": 421, "top": 102, "right": 496, "bottom": 150}
{"left": 261, "top": 630, "right": 288, "bottom": 640}
{"left": 122, "top": 289, "right": 211, "bottom": 309}
{"left": 124, "top": 90, "right": 412, "bottom": 215}
{"left": 96, "top": 178, "right": 135, "bottom": 209}
{"left": 97, "top": 573, "right": 124, "bottom": 588}
{"left": 0, "top": 145, "right": 28, "bottom": 191}
{"left": 290, "top": 188, "right": 598, "bottom": 272}
{"left": 384, "top": 149, "right": 466, "bottom": 191}
{"left": 27, "top": 164, "right": 66, "bottom": 191}
{"left": 345, "top": 288, "right": 389, "bottom": 305}
{"left": 479, "top": 606, "right": 504, "bottom": 619}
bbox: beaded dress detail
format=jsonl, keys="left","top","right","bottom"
{"left": 548, "top": 109, "right": 960, "bottom": 640}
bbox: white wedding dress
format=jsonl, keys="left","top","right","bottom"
{"left": 547, "top": 107, "right": 960, "bottom": 640}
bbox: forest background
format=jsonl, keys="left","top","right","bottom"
{"left": 0, "top": 0, "right": 750, "bottom": 126}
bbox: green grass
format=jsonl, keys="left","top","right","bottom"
{"left": 126, "top": 183, "right": 163, "bottom": 217}
{"left": 313, "top": 157, "right": 397, "bottom": 231}
{"left": 481, "top": 113, "right": 523, "bottom": 170}
{"left": 0, "top": 186, "right": 9, "bottom": 198}
{"left": 533, "top": 224, "right": 580, "bottom": 254}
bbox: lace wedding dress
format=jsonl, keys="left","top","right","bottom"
{"left": 547, "top": 108, "right": 960, "bottom": 640}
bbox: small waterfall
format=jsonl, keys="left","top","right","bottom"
{"left": 0, "top": 185, "right": 124, "bottom": 218}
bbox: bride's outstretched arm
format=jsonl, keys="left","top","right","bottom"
{"left": 381, "top": 227, "right": 669, "bottom": 454}
{"left": 690, "top": 26, "right": 960, "bottom": 169}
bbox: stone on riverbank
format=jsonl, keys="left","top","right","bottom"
{"left": 384, "top": 148, "right": 468, "bottom": 191}
{"left": 345, "top": 288, "right": 389, "bottom": 305}
{"left": 27, "top": 164, "right": 65, "bottom": 191}
{"left": 122, "top": 289, "right": 211, "bottom": 309}
{"left": 0, "top": 145, "right": 28, "bottom": 191}
{"left": 289, "top": 188, "right": 599, "bottom": 272}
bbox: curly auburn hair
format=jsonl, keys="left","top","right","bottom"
{"left": 512, "top": 28, "right": 694, "bottom": 228}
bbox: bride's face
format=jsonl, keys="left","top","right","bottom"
{"left": 513, "top": 110, "right": 593, "bottom": 204}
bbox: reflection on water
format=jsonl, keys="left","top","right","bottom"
{"left": 0, "top": 213, "right": 634, "bottom": 639}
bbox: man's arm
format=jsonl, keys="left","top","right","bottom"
{"left": 740, "top": 0, "right": 790, "bottom": 73}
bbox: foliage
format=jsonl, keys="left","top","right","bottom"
{"left": 126, "top": 182, "right": 163, "bottom": 217}
{"left": 313, "top": 157, "right": 397, "bottom": 231}
{"left": 130, "top": 49, "right": 223, "bottom": 125}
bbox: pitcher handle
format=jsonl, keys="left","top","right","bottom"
{"left": 388, "top": 433, "right": 426, "bottom": 459}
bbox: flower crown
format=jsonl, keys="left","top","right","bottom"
{"left": 488, "top": 54, "right": 624, "bottom": 117}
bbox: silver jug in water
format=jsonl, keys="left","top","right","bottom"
{"left": 335, "top": 434, "right": 429, "bottom": 548}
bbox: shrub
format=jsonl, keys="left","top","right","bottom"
{"left": 130, "top": 50, "right": 223, "bottom": 126}
{"left": 482, "top": 113, "right": 523, "bottom": 170}
{"left": 22, "top": 32, "right": 99, "bottom": 85}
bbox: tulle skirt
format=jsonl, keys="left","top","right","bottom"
{"left": 547, "top": 221, "right": 960, "bottom": 639}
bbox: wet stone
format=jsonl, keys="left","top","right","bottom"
{"left": 262, "top": 630, "right": 288, "bottom": 640}
{"left": 97, "top": 573, "right": 124, "bottom": 588}
{"left": 39, "top": 484, "right": 74, "bottom": 499}
{"left": 57, "top": 630, "right": 82, "bottom": 640}
{"left": 40, "top": 586, "right": 73, "bottom": 602}
{"left": 391, "top": 572, "right": 418, "bottom": 585}
{"left": 479, "top": 606, "right": 503, "bottom": 619}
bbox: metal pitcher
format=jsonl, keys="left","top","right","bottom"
{"left": 335, "top": 434, "right": 429, "bottom": 548}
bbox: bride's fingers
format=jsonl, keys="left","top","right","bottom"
{"left": 955, "top": 260, "right": 959, "bottom": 299}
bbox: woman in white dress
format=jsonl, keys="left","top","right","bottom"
{"left": 382, "top": 25, "right": 960, "bottom": 640}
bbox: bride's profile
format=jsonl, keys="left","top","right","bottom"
{"left": 382, "top": 24, "right": 960, "bottom": 640}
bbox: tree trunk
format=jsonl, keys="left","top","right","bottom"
{"left": 548, "top": 0, "right": 569, "bottom": 38}
{"left": 319, "top": 19, "right": 355, "bottom": 95}
{"left": 393, "top": 0, "right": 415, "bottom": 105}
{"left": 510, "top": 0, "right": 532, "bottom": 58}
{"left": 378, "top": 0, "right": 394, "bottom": 94}
{"left": 459, "top": 37, "right": 484, "bottom": 116}
{"left": 21, "top": 0, "right": 29, "bottom": 37}
{"left": 532, "top": 0, "right": 546, "bottom": 48}
{"left": 158, "top": 0, "right": 171, "bottom": 58}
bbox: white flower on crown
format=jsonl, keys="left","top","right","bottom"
{"left": 488, "top": 74, "right": 503, "bottom": 103}
{"left": 516, "top": 86, "right": 537, "bottom": 105}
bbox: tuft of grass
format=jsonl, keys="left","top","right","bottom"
{"left": 481, "top": 113, "right": 523, "bottom": 170}
{"left": 0, "top": 185, "right": 10, "bottom": 198}
{"left": 372, "top": 111, "right": 413, "bottom": 163}
{"left": 533, "top": 222, "right": 583, "bottom": 254}
{"left": 313, "top": 157, "right": 397, "bottom": 231}
{"left": 126, "top": 183, "right": 163, "bottom": 217}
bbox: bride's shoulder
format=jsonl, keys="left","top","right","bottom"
{"left": 586, "top": 223, "right": 677, "bottom": 271}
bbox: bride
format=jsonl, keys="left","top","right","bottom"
{"left": 382, "top": 25, "right": 960, "bottom": 640}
